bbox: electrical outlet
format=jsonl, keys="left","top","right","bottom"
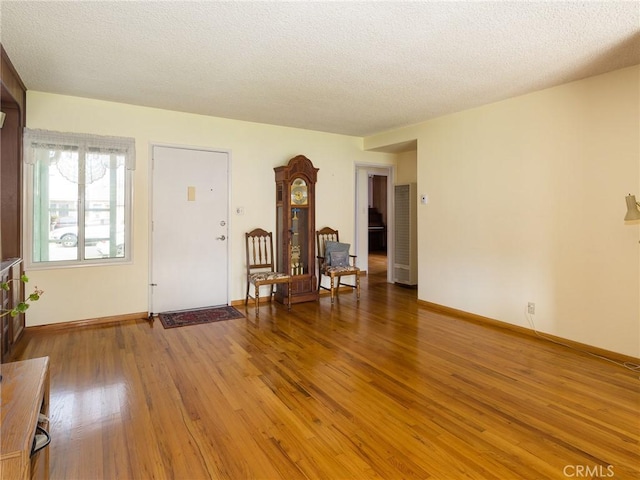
{"left": 527, "top": 302, "right": 535, "bottom": 315}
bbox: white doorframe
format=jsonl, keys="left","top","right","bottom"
{"left": 355, "top": 163, "right": 395, "bottom": 283}
{"left": 148, "top": 142, "right": 232, "bottom": 315}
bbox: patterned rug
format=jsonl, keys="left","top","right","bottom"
{"left": 158, "top": 306, "right": 244, "bottom": 329}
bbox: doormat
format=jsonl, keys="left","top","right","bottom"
{"left": 158, "top": 306, "right": 244, "bottom": 329}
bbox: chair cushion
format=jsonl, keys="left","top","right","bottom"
{"left": 325, "top": 241, "right": 350, "bottom": 266}
{"left": 324, "top": 265, "right": 359, "bottom": 273}
{"left": 249, "top": 272, "right": 289, "bottom": 282}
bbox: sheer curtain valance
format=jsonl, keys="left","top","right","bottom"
{"left": 23, "top": 129, "right": 136, "bottom": 186}
{"left": 23, "top": 129, "right": 135, "bottom": 168}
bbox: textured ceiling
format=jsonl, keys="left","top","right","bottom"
{"left": 1, "top": 1, "right": 639, "bottom": 137}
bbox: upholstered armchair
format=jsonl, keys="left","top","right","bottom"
{"left": 316, "top": 227, "right": 361, "bottom": 303}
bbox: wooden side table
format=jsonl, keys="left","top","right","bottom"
{"left": 1, "top": 357, "right": 50, "bottom": 480}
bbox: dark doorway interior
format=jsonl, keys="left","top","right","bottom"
{"left": 368, "top": 174, "right": 387, "bottom": 277}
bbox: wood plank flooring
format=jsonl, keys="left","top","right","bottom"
{"left": 11, "top": 260, "right": 640, "bottom": 479}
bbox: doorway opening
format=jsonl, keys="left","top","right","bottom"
{"left": 355, "top": 164, "right": 393, "bottom": 284}
{"left": 368, "top": 174, "right": 388, "bottom": 282}
{"left": 357, "top": 140, "right": 417, "bottom": 286}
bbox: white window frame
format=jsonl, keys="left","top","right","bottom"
{"left": 23, "top": 129, "right": 135, "bottom": 269}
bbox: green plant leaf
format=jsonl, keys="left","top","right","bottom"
{"left": 0, "top": 276, "right": 43, "bottom": 319}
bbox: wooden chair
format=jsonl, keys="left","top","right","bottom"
{"left": 245, "top": 228, "right": 291, "bottom": 315}
{"left": 316, "top": 227, "right": 361, "bottom": 303}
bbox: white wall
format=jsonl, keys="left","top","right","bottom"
{"left": 24, "top": 92, "right": 395, "bottom": 326}
{"left": 365, "top": 65, "right": 640, "bottom": 357}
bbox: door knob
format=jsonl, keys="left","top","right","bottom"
{"left": 216, "top": 235, "right": 226, "bottom": 241}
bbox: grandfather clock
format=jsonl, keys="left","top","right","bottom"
{"left": 274, "top": 155, "right": 319, "bottom": 304}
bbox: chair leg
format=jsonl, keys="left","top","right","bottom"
{"left": 356, "top": 273, "right": 361, "bottom": 300}
{"left": 255, "top": 284, "right": 260, "bottom": 316}
{"left": 245, "top": 282, "right": 250, "bottom": 305}
{"left": 330, "top": 275, "right": 335, "bottom": 304}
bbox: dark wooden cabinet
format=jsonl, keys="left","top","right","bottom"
{"left": 274, "top": 155, "right": 319, "bottom": 304}
{"left": 1, "top": 263, "right": 11, "bottom": 360}
{"left": 1, "top": 45, "right": 27, "bottom": 362}
{"left": 1, "top": 258, "right": 25, "bottom": 362}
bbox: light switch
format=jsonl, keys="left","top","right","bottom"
{"left": 187, "top": 186, "right": 196, "bottom": 201}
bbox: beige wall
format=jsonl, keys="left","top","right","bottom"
{"left": 366, "top": 65, "right": 640, "bottom": 357}
{"left": 24, "top": 92, "right": 395, "bottom": 326}
{"left": 395, "top": 150, "right": 417, "bottom": 185}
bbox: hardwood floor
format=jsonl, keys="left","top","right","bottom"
{"left": 367, "top": 251, "right": 387, "bottom": 277}
{"left": 11, "top": 268, "right": 639, "bottom": 479}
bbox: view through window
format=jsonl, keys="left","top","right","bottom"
{"left": 24, "top": 130, "right": 135, "bottom": 266}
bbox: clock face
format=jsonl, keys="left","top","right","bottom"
{"left": 291, "top": 178, "right": 308, "bottom": 205}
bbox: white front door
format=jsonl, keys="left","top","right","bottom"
{"left": 151, "top": 145, "right": 229, "bottom": 313}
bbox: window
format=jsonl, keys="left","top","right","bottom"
{"left": 24, "top": 129, "right": 135, "bottom": 267}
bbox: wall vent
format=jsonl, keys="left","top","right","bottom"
{"left": 394, "top": 183, "right": 417, "bottom": 286}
